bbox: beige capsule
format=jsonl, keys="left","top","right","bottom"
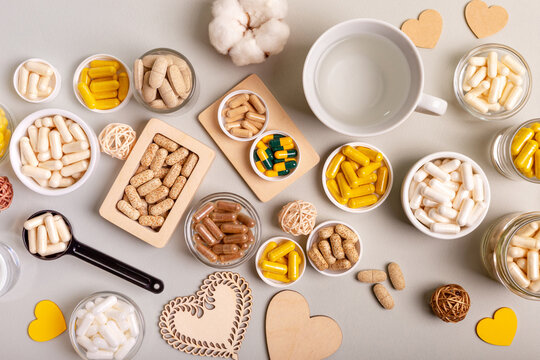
{"left": 142, "top": 54, "right": 171, "bottom": 68}
{"left": 142, "top": 71, "right": 157, "bottom": 103}
{"left": 137, "top": 178, "right": 162, "bottom": 196}
{"left": 130, "top": 169, "right": 154, "bottom": 187}
{"left": 241, "top": 121, "right": 259, "bottom": 134}
{"left": 181, "top": 153, "right": 198, "bottom": 177}
{"left": 150, "top": 148, "right": 168, "bottom": 172}
{"left": 163, "top": 162, "right": 182, "bottom": 188}
{"left": 149, "top": 198, "right": 174, "bottom": 216}
{"left": 150, "top": 99, "right": 166, "bottom": 109}
{"left": 230, "top": 128, "right": 252, "bottom": 138}
{"left": 134, "top": 59, "right": 144, "bottom": 90}
{"left": 125, "top": 185, "right": 145, "bottom": 209}
{"left": 343, "top": 240, "right": 359, "bottom": 263}
{"left": 330, "top": 259, "right": 351, "bottom": 271}
{"left": 330, "top": 233, "right": 345, "bottom": 259}
{"left": 317, "top": 240, "right": 336, "bottom": 265}
{"left": 158, "top": 78, "right": 179, "bottom": 108}
{"left": 165, "top": 147, "right": 189, "bottom": 166}
{"left": 135, "top": 165, "right": 148, "bottom": 175}
{"left": 227, "top": 93, "right": 249, "bottom": 108}
{"left": 149, "top": 56, "right": 169, "bottom": 89}
{"left": 139, "top": 215, "right": 164, "bottom": 227}
{"left": 227, "top": 105, "right": 248, "bottom": 118}
{"left": 138, "top": 199, "right": 148, "bottom": 216}
{"left": 225, "top": 113, "right": 244, "bottom": 123}
{"left": 167, "top": 64, "right": 188, "bottom": 96}
{"left": 308, "top": 246, "right": 328, "bottom": 271}
{"left": 140, "top": 143, "right": 159, "bottom": 167}
{"left": 245, "top": 112, "right": 265, "bottom": 122}
{"left": 145, "top": 185, "right": 169, "bottom": 204}
{"left": 357, "top": 270, "right": 387, "bottom": 283}
{"left": 179, "top": 65, "right": 192, "bottom": 97}
{"left": 169, "top": 176, "right": 187, "bottom": 200}
{"left": 248, "top": 120, "right": 263, "bottom": 130}
{"left": 388, "top": 262, "right": 405, "bottom": 290}
{"left": 319, "top": 226, "right": 334, "bottom": 239}
{"left": 117, "top": 200, "right": 139, "bottom": 220}
{"left": 335, "top": 224, "right": 358, "bottom": 243}
{"left": 225, "top": 121, "right": 243, "bottom": 131}
{"left": 249, "top": 94, "right": 266, "bottom": 114}
{"left": 154, "top": 167, "right": 169, "bottom": 180}
{"left": 373, "top": 284, "right": 394, "bottom": 310}
{"left": 154, "top": 134, "right": 179, "bottom": 152}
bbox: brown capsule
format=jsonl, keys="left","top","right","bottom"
{"left": 223, "top": 233, "right": 248, "bottom": 244}
{"left": 246, "top": 229, "right": 255, "bottom": 244}
{"left": 240, "top": 242, "right": 250, "bottom": 250}
{"left": 219, "top": 252, "right": 244, "bottom": 263}
{"left": 330, "top": 233, "right": 345, "bottom": 259}
{"left": 181, "top": 153, "right": 198, "bottom": 177}
{"left": 330, "top": 259, "right": 351, "bottom": 271}
{"left": 317, "top": 240, "right": 336, "bottom": 265}
{"left": 150, "top": 148, "right": 168, "bottom": 173}
{"left": 318, "top": 226, "right": 334, "bottom": 239}
{"left": 145, "top": 185, "right": 169, "bottom": 204}
{"left": 343, "top": 240, "right": 359, "bottom": 263}
{"left": 216, "top": 200, "right": 242, "bottom": 213}
{"left": 249, "top": 94, "right": 266, "bottom": 114}
{"left": 357, "top": 270, "right": 387, "bottom": 283}
{"left": 388, "top": 262, "right": 405, "bottom": 290}
{"left": 237, "top": 212, "right": 256, "bottom": 228}
{"left": 373, "top": 284, "right": 394, "bottom": 310}
{"left": 335, "top": 224, "right": 358, "bottom": 243}
{"left": 137, "top": 177, "right": 161, "bottom": 196}
{"left": 153, "top": 134, "right": 179, "bottom": 152}
{"left": 220, "top": 223, "right": 247, "bottom": 234}
{"left": 308, "top": 246, "right": 328, "bottom": 271}
{"left": 193, "top": 233, "right": 205, "bottom": 247}
{"left": 197, "top": 243, "right": 218, "bottom": 263}
{"left": 130, "top": 169, "right": 154, "bottom": 187}
{"left": 195, "top": 223, "right": 218, "bottom": 246}
{"left": 202, "top": 217, "right": 225, "bottom": 241}
{"left": 192, "top": 202, "right": 215, "bottom": 222}
{"left": 212, "top": 244, "right": 239, "bottom": 255}
{"left": 139, "top": 215, "right": 165, "bottom": 227}
{"left": 210, "top": 212, "right": 237, "bottom": 223}
{"left": 140, "top": 143, "right": 159, "bottom": 167}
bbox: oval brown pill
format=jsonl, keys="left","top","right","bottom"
{"left": 373, "top": 283, "right": 394, "bottom": 310}
{"left": 317, "top": 240, "right": 336, "bottom": 265}
{"left": 357, "top": 270, "right": 387, "bottom": 283}
{"left": 335, "top": 224, "right": 359, "bottom": 243}
{"left": 195, "top": 223, "right": 218, "bottom": 246}
{"left": 342, "top": 240, "right": 359, "bottom": 263}
{"left": 210, "top": 211, "right": 237, "bottom": 223}
{"left": 202, "top": 217, "right": 225, "bottom": 241}
{"left": 223, "top": 233, "right": 248, "bottom": 244}
{"left": 388, "top": 262, "right": 405, "bottom": 290}
{"left": 192, "top": 202, "right": 215, "bottom": 222}
{"left": 216, "top": 200, "right": 242, "bottom": 213}
{"left": 197, "top": 243, "right": 217, "bottom": 263}
{"left": 212, "top": 244, "right": 239, "bottom": 255}
{"left": 308, "top": 246, "right": 328, "bottom": 271}
{"left": 220, "top": 223, "right": 248, "bottom": 234}
{"left": 237, "top": 213, "right": 256, "bottom": 228}
{"left": 330, "top": 259, "right": 351, "bottom": 271}
{"left": 219, "top": 252, "right": 244, "bottom": 263}
{"left": 330, "top": 233, "right": 345, "bottom": 259}
{"left": 318, "top": 226, "right": 334, "bottom": 239}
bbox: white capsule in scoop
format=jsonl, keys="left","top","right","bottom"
{"left": 501, "top": 54, "right": 526, "bottom": 75}
{"left": 509, "top": 261, "right": 530, "bottom": 288}
{"left": 430, "top": 223, "right": 460, "bottom": 234}
{"left": 24, "top": 213, "right": 49, "bottom": 230}
{"left": 38, "top": 241, "right": 66, "bottom": 256}
{"left": 457, "top": 198, "right": 474, "bottom": 226}
{"left": 421, "top": 185, "right": 450, "bottom": 204}
{"left": 28, "top": 227, "right": 37, "bottom": 254}
{"left": 36, "top": 225, "right": 47, "bottom": 253}
{"left": 92, "top": 296, "right": 118, "bottom": 315}
{"left": 44, "top": 214, "right": 60, "bottom": 244}
{"left": 53, "top": 215, "right": 71, "bottom": 242}
{"left": 424, "top": 162, "right": 451, "bottom": 182}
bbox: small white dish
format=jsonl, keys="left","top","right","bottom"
{"left": 73, "top": 54, "right": 132, "bottom": 113}
{"left": 249, "top": 130, "right": 300, "bottom": 182}
{"left": 9, "top": 108, "right": 100, "bottom": 196}
{"left": 13, "top": 58, "right": 61, "bottom": 103}
{"left": 255, "top": 237, "right": 306, "bottom": 288}
{"left": 218, "top": 90, "right": 269, "bottom": 142}
{"left": 401, "top": 151, "right": 491, "bottom": 240}
{"left": 322, "top": 142, "right": 392, "bottom": 213}
{"left": 306, "top": 220, "right": 362, "bottom": 277}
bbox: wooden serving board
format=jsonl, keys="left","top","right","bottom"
{"left": 198, "top": 74, "right": 320, "bottom": 202}
{"left": 99, "top": 118, "right": 215, "bottom": 248}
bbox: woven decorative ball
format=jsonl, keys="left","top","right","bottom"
{"left": 0, "top": 176, "right": 14, "bottom": 211}
{"left": 98, "top": 123, "right": 137, "bottom": 160}
{"left": 278, "top": 200, "right": 317, "bottom": 236}
{"left": 430, "top": 284, "right": 471, "bottom": 323}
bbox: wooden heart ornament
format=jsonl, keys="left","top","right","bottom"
{"left": 266, "top": 290, "right": 342, "bottom": 360}
{"left": 28, "top": 300, "right": 66, "bottom": 342}
{"left": 476, "top": 307, "right": 517, "bottom": 346}
{"left": 465, "top": 0, "right": 508, "bottom": 38}
{"left": 401, "top": 9, "right": 443, "bottom": 49}
{"left": 159, "top": 272, "right": 252, "bottom": 359}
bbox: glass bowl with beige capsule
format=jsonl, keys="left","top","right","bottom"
{"left": 454, "top": 43, "right": 531, "bottom": 121}
{"left": 132, "top": 48, "right": 197, "bottom": 114}
{"left": 218, "top": 90, "right": 269, "bottom": 141}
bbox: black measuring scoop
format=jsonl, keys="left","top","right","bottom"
{"left": 22, "top": 210, "right": 164, "bottom": 294}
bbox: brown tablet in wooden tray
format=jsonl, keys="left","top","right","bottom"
{"left": 99, "top": 118, "right": 215, "bottom": 248}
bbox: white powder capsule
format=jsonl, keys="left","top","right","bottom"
{"left": 466, "top": 201, "right": 487, "bottom": 226}
{"left": 527, "top": 251, "right": 539, "bottom": 281}
{"left": 77, "top": 335, "right": 98, "bottom": 353}
{"left": 508, "top": 246, "right": 527, "bottom": 258}
{"left": 508, "top": 262, "right": 530, "bottom": 288}
{"left": 414, "top": 209, "right": 434, "bottom": 227}
{"left": 86, "top": 350, "right": 114, "bottom": 360}
{"left": 437, "top": 206, "right": 458, "bottom": 220}
{"left": 517, "top": 222, "right": 539, "bottom": 237}
{"left": 501, "top": 54, "right": 526, "bottom": 75}
{"left": 92, "top": 296, "right": 118, "bottom": 315}
{"left": 422, "top": 185, "right": 450, "bottom": 204}
{"left": 114, "top": 337, "right": 136, "bottom": 360}
{"left": 409, "top": 182, "right": 426, "bottom": 210}
{"left": 428, "top": 208, "right": 450, "bottom": 224}
{"left": 424, "top": 162, "right": 451, "bottom": 182}
{"left": 457, "top": 198, "right": 475, "bottom": 226}
{"left": 439, "top": 159, "right": 461, "bottom": 173}
{"left": 511, "top": 235, "right": 538, "bottom": 249}
{"left": 460, "top": 163, "right": 474, "bottom": 191}
{"left": 76, "top": 312, "right": 95, "bottom": 337}
{"left": 413, "top": 168, "right": 428, "bottom": 182}
{"left": 430, "top": 223, "right": 460, "bottom": 234}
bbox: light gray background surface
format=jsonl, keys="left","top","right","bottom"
{"left": 0, "top": 0, "right": 538, "bottom": 359}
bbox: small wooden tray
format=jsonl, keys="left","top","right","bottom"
{"left": 198, "top": 74, "right": 320, "bottom": 202}
{"left": 99, "top": 118, "right": 215, "bottom": 248}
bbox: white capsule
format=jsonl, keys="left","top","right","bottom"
{"left": 77, "top": 335, "right": 98, "bottom": 353}
{"left": 51, "top": 115, "right": 73, "bottom": 144}
{"left": 36, "top": 225, "right": 48, "bottom": 254}
{"left": 108, "top": 320, "right": 126, "bottom": 344}
{"left": 443, "top": 180, "right": 460, "bottom": 192}
{"left": 511, "top": 235, "right": 538, "bottom": 249}
{"left": 439, "top": 159, "right": 461, "bottom": 173}
{"left": 24, "top": 61, "right": 53, "bottom": 76}
{"left": 516, "top": 258, "right": 527, "bottom": 271}
{"left": 422, "top": 185, "right": 450, "bottom": 204}
{"left": 18, "top": 66, "right": 29, "bottom": 95}
{"left": 62, "top": 150, "right": 91, "bottom": 165}
{"left": 457, "top": 198, "right": 474, "bottom": 226}
{"left": 127, "top": 312, "right": 139, "bottom": 338}
{"left": 469, "top": 56, "right": 487, "bottom": 66}
{"left": 437, "top": 206, "right": 458, "bottom": 220}
{"left": 487, "top": 102, "right": 501, "bottom": 112}
{"left": 464, "top": 94, "right": 489, "bottom": 113}
{"left": 472, "top": 174, "right": 484, "bottom": 202}
{"left": 38, "top": 241, "right": 66, "bottom": 256}
{"left": 468, "top": 66, "right": 487, "bottom": 87}
{"left": 37, "top": 150, "right": 51, "bottom": 162}
{"left": 466, "top": 80, "right": 490, "bottom": 98}
{"left": 429, "top": 208, "right": 450, "bottom": 223}
{"left": 501, "top": 54, "right": 525, "bottom": 75}
{"left": 450, "top": 171, "right": 461, "bottom": 182}
{"left": 99, "top": 324, "right": 120, "bottom": 348}
{"left": 20, "top": 137, "right": 39, "bottom": 167}
{"left": 509, "top": 261, "right": 530, "bottom": 288}
{"left": 430, "top": 222, "right": 461, "bottom": 234}
{"left": 117, "top": 319, "right": 130, "bottom": 332}
{"left": 487, "top": 51, "right": 498, "bottom": 78}
{"left": 497, "top": 61, "right": 510, "bottom": 76}
{"left": 487, "top": 76, "right": 504, "bottom": 104}
{"left": 467, "top": 201, "right": 487, "bottom": 226}
{"left": 26, "top": 73, "right": 40, "bottom": 99}
{"left": 72, "top": 171, "right": 84, "bottom": 180}
{"left": 39, "top": 160, "right": 63, "bottom": 171}
{"left": 460, "top": 163, "right": 474, "bottom": 191}
{"left": 463, "top": 65, "right": 477, "bottom": 91}
{"left": 408, "top": 180, "right": 418, "bottom": 200}
{"left": 59, "top": 176, "right": 75, "bottom": 188}
{"left": 527, "top": 251, "right": 539, "bottom": 281}
{"left": 53, "top": 215, "right": 72, "bottom": 242}
{"left": 517, "top": 222, "right": 540, "bottom": 237}
{"left": 414, "top": 208, "right": 434, "bottom": 227}
{"left": 95, "top": 312, "right": 108, "bottom": 325}
{"left": 75, "top": 309, "right": 87, "bottom": 319}
{"left": 509, "top": 246, "right": 527, "bottom": 258}
{"left": 114, "top": 301, "right": 134, "bottom": 314}
{"left": 49, "top": 130, "right": 63, "bottom": 160}
{"left": 61, "top": 160, "right": 88, "bottom": 177}
{"left": 22, "top": 165, "right": 51, "bottom": 180}
{"left": 76, "top": 312, "right": 95, "bottom": 337}
{"left": 85, "top": 301, "right": 95, "bottom": 311}
{"left": 495, "top": 75, "right": 507, "bottom": 100}
{"left": 44, "top": 214, "right": 60, "bottom": 244}
{"left": 87, "top": 325, "right": 98, "bottom": 337}
{"left": 37, "top": 126, "right": 50, "bottom": 153}
{"left": 422, "top": 198, "right": 439, "bottom": 208}
{"left": 48, "top": 171, "right": 62, "bottom": 188}
{"left": 413, "top": 168, "right": 428, "bottom": 182}
{"left": 86, "top": 350, "right": 114, "bottom": 360}
{"left": 504, "top": 86, "right": 523, "bottom": 111}
{"left": 63, "top": 141, "right": 89, "bottom": 154}
{"left": 28, "top": 227, "right": 37, "bottom": 254}
{"left": 69, "top": 123, "right": 88, "bottom": 142}
{"left": 93, "top": 296, "right": 118, "bottom": 315}
{"left": 93, "top": 336, "right": 112, "bottom": 350}
{"left": 114, "top": 337, "right": 136, "bottom": 360}
{"left": 38, "top": 86, "right": 52, "bottom": 98}
{"left": 409, "top": 182, "right": 426, "bottom": 210}
{"left": 529, "top": 279, "right": 540, "bottom": 292}
{"left": 24, "top": 213, "right": 49, "bottom": 230}
{"left": 428, "top": 178, "right": 456, "bottom": 200}
{"left": 506, "top": 72, "right": 522, "bottom": 87}
{"left": 40, "top": 117, "right": 53, "bottom": 128}
{"left": 424, "top": 162, "right": 451, "bottom": 182}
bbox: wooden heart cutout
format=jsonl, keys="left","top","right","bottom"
{"left": 28, "top": 300, "right": 66, "bottom": 342}
{"left": 465, "top": 0, "right": 508, "bottom": 39}
{"left": 159, "top": 272, "right": 252, "bottom": 359}
{"left": 476, "top": 307, "right": 517, "bottom": 346}
{"left": 401, "top": 9, "right": 443, "bottom": 49}
{"left": 266, "top": 290, "right": 342, "bottom": 360}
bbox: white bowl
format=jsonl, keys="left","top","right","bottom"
{"left": 218, "top": 90, "right": 269, "bottom": 142}
{"left": 306, "top": 220, "right": 362, "bottom": 277}
{"left": 9, "top": 108, "right": 100, "bottom": 196}
{"left": 73, "top": 54, "right": 132, "bottom": 113}
{"left": 255, "top": 237, "right": 306, "bottom": 288}
{"left": 401, "top": 151, "right": 491, "bottom": 240}
{"left": 13, "top": 58, "right": 61, "bottom": 103}
{"left": 322, "top": 142, "right": 393, "bottom": 213}
{"left": 249, "top": 130, "right": 300, "bottom": 182}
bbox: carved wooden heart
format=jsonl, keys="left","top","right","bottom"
{"left": 401, "top": 9, "right": 443, "bottom": 49}
{"left": 159, "top": 272, "right": 252, "bottom": 359}
{"left": 266, "top": 290, "right": 342, "bottom": 360}
{"left": 465, "top": 0, "right": 508, "bottom": 39}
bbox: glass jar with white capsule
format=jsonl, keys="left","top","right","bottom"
{"left": 0, "top": 243, "right": 21, "bottom": 297}
{"left": 481, "top": 212, "right": 540, "bottom": 300}
{"left": 454, "top": 43, "right": 531, "bottom": 121}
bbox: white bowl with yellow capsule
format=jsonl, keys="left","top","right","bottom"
{"left": 255, "top": 237, "right": 306, "bottom": 288}
{"left": 322, "top": 142, "right": 393, "bottom": 213}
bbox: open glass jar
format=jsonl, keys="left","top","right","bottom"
{"left": 481, "top": 212, "right": 540, "bottom": 300}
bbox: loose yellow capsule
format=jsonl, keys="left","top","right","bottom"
{"left": 268, "top": 241, "right": 295, "bottom": 262}
{"left": 357, "top": 172, "right": 377, "bottom": 185}
{"left": 326, "top": 179, "right": 348, "bottom": 205}
{"left": 0, "top": 116, "right": 7, "bottom": 132}
{"left": 356, "top": 146, "right": 383, "bottom": 162}
{"left": 77, "top": 82, "right": 96, "bottom": 109}
{"left": 530, "top": 123, "right": 540, "bottom": 133}
{"left": 80, "top": 68, "right": 90, "bottom": 85}
{"left": 255, "top": 161, "right": 266, "bottom": 173}
{"left": 259, "top": 242, "right": 277, "bottom": 266}
{"left": 348, "top": 195, "right": 378, "bottom": 208}
{"left": 342, "top": 145, "right": 370, "bottom": 166}
{"left": 95, "top": 98, "right": 120, "bottom": 110}
{"left": 524, "top": 154, "right": 534, "bottom": 172}
{"left": 348, "top": 160, "right": 360, "bottom": 171}
{"left": 90, "top": 59, "right": 120, "bottom": 70}
{"left": 263, "top": 271, "right": 290, "bottom": 283}
{"left": 350, "top": 183, "right": 375, "bottom": 198}
{"left": 511, "top": 127, "right": 534, "bottom": 156}
{"left": 375, "top": 166, "right": 389, "bottom": 195}
{"left": 91, "top": 76, "right": 117, "bottom": 83}
{"left": 336, "top": 172, "right": 352, "bottom": 198}
{"left": 118, "top": 72, "right": 129, "bottom": 101}
{"left": 90, "top": 79, "right": 120, "bottom": 93}
{"left": 265, "top": 170, "right": 278, "bottom": 177}
{"left": 325, "top": 153, "right": 345, "bottom": 179}
{"left": 88, "top": 65, "right": 117, "bottom": 79}
{"left": 535, "top": 150, "right": 540, "bottom": 177}
{"left": 93, "top": 90, "right": 118, "bottom": 100}
{"left": 524, "top": 169, "right": 535, "bottom": 178}
{"left": 358, "top": 161, "right": 382, "bottom": 178}
{"left": 341, "top": 161, "right": 360, "bottom": 187}
{"left": 256, "top": 141, "right": 268, "bottom": 150}
{"left": 288, "top": 250, "right": 300, "bottom": 281}
{"left": 515, "top": 140, "right": 538, "bottom": 170}
{"left": 535, "top": 132, "right": 540, "bottom": 143}
{"left": 275, "top": 257, "right": 287, "bottom": 265}
{"left": 260, "top": 260, "right": 288, "bottom": 275}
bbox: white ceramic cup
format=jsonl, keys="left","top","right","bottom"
{"left": 303, "top": 18, "right": 447, "bottom": 137}
{"left": 255, "top": 237, "right": 306, "bottom": 288}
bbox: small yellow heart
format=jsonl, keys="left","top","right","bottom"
{"left": 476, "top": 307, "right": 517, "bottom": 346}
{"left": 28, "top": 300, "right": 66, "bottom": 342}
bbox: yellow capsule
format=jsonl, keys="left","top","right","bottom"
{"left": 357, "top": 172, "right": 377, "bottom": 186}
{"left": 88, "top": 65, "right": 117, "bottom": 79}
{"left": 511, "top": 127, "right": 534, "bottom": 156}
{"left": 524, "top": 169, "right": 535, "bottom": 178}
{"left": 255, "top": 161, "right": 266, "bottom": 173}
{"left": 356, "top": 146, "right": 383, "bottom": 162}
{"left": 77, "top": 82, "right": 96, "bottom": 109}
{"left": 268, "top": 241, "right": 296, "bottom": 262}
{"left": 535, "top": 150, "right": 540, "bottom": 178}
{"left": 348, "top": 160, "right": 360, "bottom": 171}
{"left": 256, "top": 141, "right": 268, "bottom": 150}
{"left": 274, "top": 257, "right": 287, "bottom": 265}
{"left": 263, "top": 271, "right": 290, "bottom": 283}
{"left": 350, "top": 183, "right": 375, "bottom": 198}
{"left": 93, "top": 90, "right": 118, "bottom": 100}
{"left": 0, "top": 107, "right": 4, "bottom": 116}
{"left": 524, "top": 154, "right": 534, "bottom": 172}
{"left": 259, "top": 242, "right": 277, "bottom": 266}
{"left": 95, "top": 98, "right": 120, "bottom": 110}
{"left": 262, "top": 134, "right": 274, "bottom": 143}
{"left": 375, "top": 166, "right": 389, "bottom": 195}
{"left": 325, "top": 153, "right": 345, "bottom": 179}
{"left": 90, "top": 79, "right": 120, "bottom": 93}
{"left": 535, "top": 132, "right": 540, "bottom": 143}
{"left": 530, "top": 123, "right": 540, "bottom": 133}
{"left": 288, "top": 250, "right": 300, "bottom": 281}
{"left": 341, "top": 161, "right": 360, "bottom": 187}
{"left": 90, "top": 59, "right": 120, "bottom": 70}
{"left": 342, "top": 145, "right": 369, "bottom": 166}
{"left": 326, "top": 179, "right": 348, "bottom": 205}
{"left": 0, "top": 116, "right": 7, "bottom": 132}
{"left": 260, "top": 260, "right": 288, "bottom": 275}
{"left": 348, "top": 195, "right": 378, "bottom": 208}
{"left": 80, "top": 68, "right": 90, "bottom": 85}
{"left": 336, "top": 172, "right": 352, "bottom": 198}
{"left": 358, "top": 161, "right": 382, "bottom": 178}
{"left": 515, "top": 140, "right": 539, "bottom": 170}
{"left": 265, "top": 170, "right": 278, "bottom": 177}
{"left": 91, "top": 76, "right": 115, "bottom": 83}
{"left": 118, "top": 72, "right": 129, "bottom": 101}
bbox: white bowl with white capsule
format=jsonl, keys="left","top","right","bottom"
{"left": 13, "top": 58, "right": 61, "bottom": 103}
{"left": 401, "top": 151, "right": 491, "bottom": 240}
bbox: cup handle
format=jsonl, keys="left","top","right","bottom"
{"left": 415, "top": 93, "right": 448, "bottom": 116}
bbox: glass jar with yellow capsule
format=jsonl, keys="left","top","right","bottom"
{"left": 0, "top": 104, "right": 14, "bottom": 164}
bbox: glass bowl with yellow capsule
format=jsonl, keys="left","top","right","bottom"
{"left": 0, "top": 104, "right": 15, "bottom": 164}
{"left": 322, "top": 142, "right": 393, "bottom": 213}
{"left": 255, "top": 237, "right": 306, "bottom": 288}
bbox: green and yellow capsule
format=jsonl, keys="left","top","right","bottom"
{"left": 269, "top": 136, "right": 293, "bottom": 149}
{"left": 275, "top": 149, "right": 298, "bottom": 159}
{"left": 257, "top": 148, "right": 273, "bottom": 170}
{"left": 273, "top": 159, "right": 297, "bottom": 172}
{"left": 262, "top": 133, "right": 284, "bottom": 143}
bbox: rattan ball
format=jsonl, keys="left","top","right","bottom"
{"left": 278, "top": 200, "right": 317, "bottom": 236}
{"left": 0, "top": 176, "right": 13, "bottom": 211}
{"left": 430, "top": 284, "right": 470, "bottom": 323}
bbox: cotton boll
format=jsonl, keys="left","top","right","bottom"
{"left": 229, "top": 31, "right": 266, "bottom": 66}
{"left": 209, "top": 16, "right": 246, "bottom": 55}
{"left": 212, "top": 0, "right": 248, "bottom": 25}
{"left": 254, "top": 18, "right": 289, "bottom": 55}
{"left": 239, "top": 0, "right": 288, "bottom": 27}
